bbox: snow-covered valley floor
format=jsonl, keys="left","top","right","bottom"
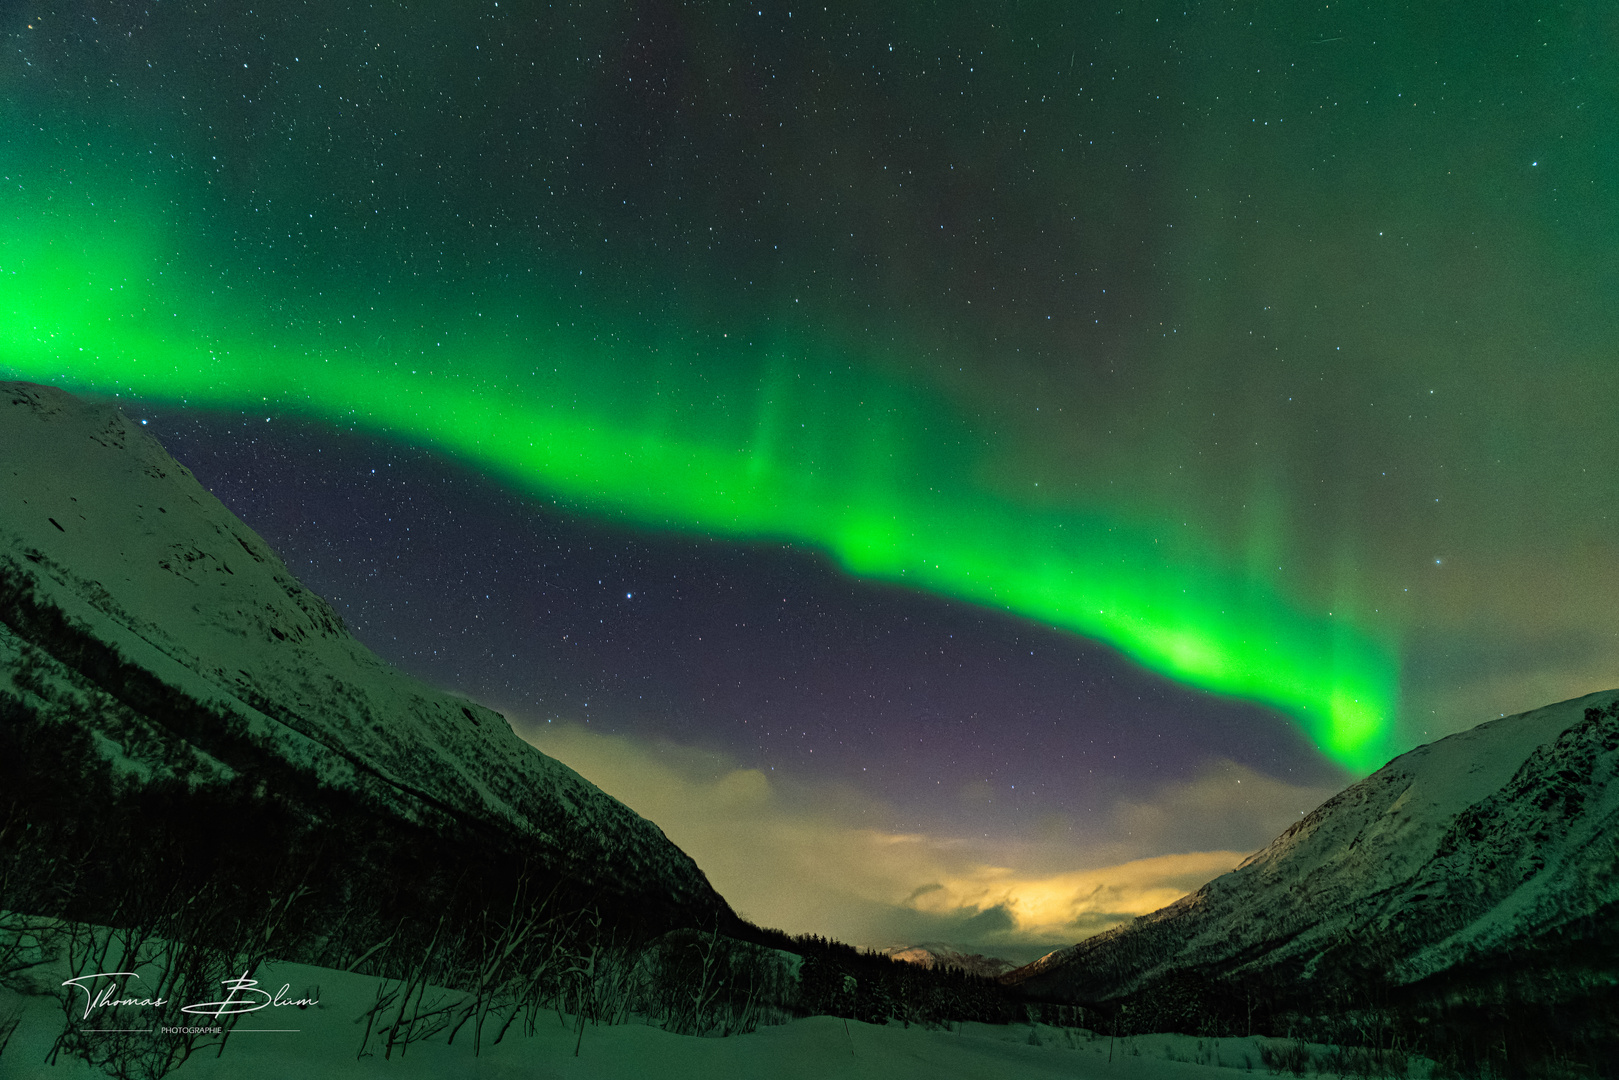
{"left": 1, "top": 954, "right": 1432, "bottom": 1080}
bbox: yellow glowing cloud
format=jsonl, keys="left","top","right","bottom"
{"left": 508, "top": 717, "right": 1337, "bottom": 955}
{"left": 896, "top": 851, "right": 1247, "bottom": 941}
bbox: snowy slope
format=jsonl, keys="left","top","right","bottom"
{"left": 2, "top": 941, "right": 1384, "bottom": 1080}
{"left": 1009, "top": 690, "right": 1619, "bottom": 1012}
{"left": 0, "top": 381, "right": 729, "bottom": 927}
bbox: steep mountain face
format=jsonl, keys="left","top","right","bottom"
{"left": 0, "top": 382, "right": 733, "bottom": 949}
{"left": 1007, "top": 691, "right": 1619, "bottom": 1066}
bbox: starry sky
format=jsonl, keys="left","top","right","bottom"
{"left": 4, "top": 1, "right": 1617, "bottom": 951}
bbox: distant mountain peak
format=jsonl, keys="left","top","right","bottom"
{"left": 881, "top": 943, "right": 1021, "bottom": 979}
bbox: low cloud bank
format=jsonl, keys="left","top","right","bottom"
{"left": 513, "top": 718, "right": 1337, "bottom": 959}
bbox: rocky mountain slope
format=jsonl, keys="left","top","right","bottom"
{"left": 0, "top": 381, "right": 733, "bottom": 952}
{"left": 1007, "top": 689, "right": 1619, "bottom": 1067}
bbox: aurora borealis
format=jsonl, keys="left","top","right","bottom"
{"left": 3, "top": 0, "right": 1618, "bottom": 943}
{"left": 0, "top": 166, "right": 1394, "bottom": 763}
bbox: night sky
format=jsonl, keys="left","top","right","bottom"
{"left": 4, "top": 1, "right": 1617, "bottom": 951}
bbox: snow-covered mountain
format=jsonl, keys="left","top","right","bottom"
{"left": 883, "top": 944, "right": 1021, "bottom": 979}
{"left": 1007, "top": 690, "right": 1619, "bottom": 1060}
{"left": 0, "top": 381, "right": 731, "bottom": 939}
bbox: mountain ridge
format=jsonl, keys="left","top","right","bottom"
{"left": 1005, "top": 689, "right": 1619, "bottom": 1067}
{"left": 0, "top": 380, "right": 733, "bottom": 943}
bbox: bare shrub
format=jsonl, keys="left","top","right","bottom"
{"left": 1260, "top": 1037, "right": 1313, "bottom": 1077}
{"left": 641, "top": 926, "right": 794, "bottom": 1038}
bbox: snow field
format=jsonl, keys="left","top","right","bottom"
{"left": 2, "top": 950, "right": 1435, "bottom": 1080}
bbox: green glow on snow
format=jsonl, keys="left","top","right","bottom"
{"left": 0, "top": 172, "right": 1398, "bottom": 771}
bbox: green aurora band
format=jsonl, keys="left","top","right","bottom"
{"left": 0, "top": 155, "right": 1398, "bottom": 770}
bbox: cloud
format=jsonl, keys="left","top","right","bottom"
{"left": 1102, "top": 758, "right": 1342, "bottom": 857}
{"left": 1400, "top": 626, "right": 1619, "bottom": 746}
{"left": 510, "top": 718, "right": 1337, "bottom": 961}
